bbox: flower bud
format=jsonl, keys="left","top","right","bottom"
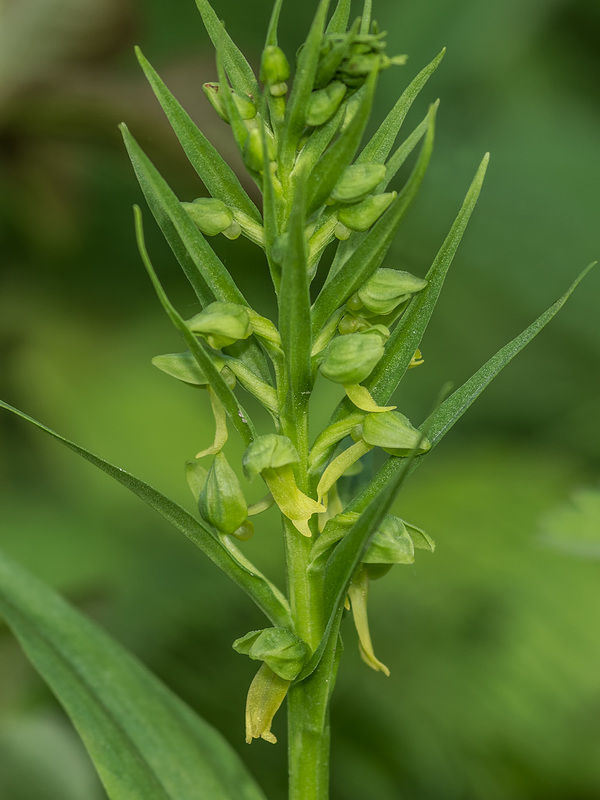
{"left": 187, "top": 302, "right": 252, "bottom": 350}
{"left": 202, "top": 82, "right": 257, "bottom": 123}
{"left": 198, "top": 452, "right": 248, "bottom": 535}
{"left": 260, "top": 45, "right": 290, "bottom": 91}
{"left": 244, "top": 663, "right": 289, "bottom": 745}
{"left": 243, "top": 126, "right": 275, "bottom": 173}
{"left": 356, "top": 268, "right": 428, "bottom": 315}
{"left": 361, "top": 410, "right": 431, "bottom": 456}
{"left": 233, "top": 627, "right": 308, "bottom": 681}
{"left": 337, "top": 192, "right": 396, "bottom": 232}
{"left": 331, "top": 163, "right": 386, "bottom": 204}
{"left": 182, "top": 197, "right": 234, "bottom": 237}
{"left": 320, "top": 331, "right": 384, "bottom": 385}
{"left": 306, "top": 80, "right": 347, "bottom": 127}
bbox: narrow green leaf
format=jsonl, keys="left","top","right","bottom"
{"left": 306, "top": 66, "right": 378, "bottom": 214}
{"left": 0, "top": 400, "right": 292, "bottom": 629}
{"left": 134, "top": 207, "right": 256, "bottom": 446}
{"left": 423, "top": 262, "right": 597, "bottom": 446}
{"left": 120, "top": 124, "right": 271, "bottom": 383}
{"left": 265, "top": 0, "right": 284, "bottom": 47}
{"left": 260, "top": 107, "right": 282, "bottom": 291}
{"left": 343, "top": 262, "right": 597, "bottom": 521}
{"left": 311, "top": 104, "right": 436, "bottom": 335}
{"left": 326, "top": 108, "right": 432, "bottom": 282}
{"left": 194, "top": 0, "right": 259, "bottom": 98}
{"left": 0, "top": 549, "right": 269, "bottom": 800}
{"left": 216, "top": 36, "right": 250, "bottom": 157}
{"left": 367, "top": 152, "right": 490, "bottom": 402}
{"left": 360, "top": 0, "right": 372, "bottom": 34}
{"left": 326, "top": 0, "right": 351, "bottom": 34}
{"left": 135, "top": 48, "right": 261, "bottom": 224}
{"left": 280, "top": 0, "right": 331, "bottom": 175}
{"left": 278, "top": 177, "right": 312, "bottom": 457}
{"left": 358, "top": 49, "right": 445, "bottom": 165}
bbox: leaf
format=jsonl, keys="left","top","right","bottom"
{"left": 265, "top": 0, "right": 284, "bottom": 47}
{"left": 135, "top": 48, "right": 261, "bottom": 224}
{"left": 279, "top": 0, "right": 331, "bottom": 174}
{"left": 342, "top": 263, "right": 597, "bottom": 521}
{"left": 0, "top": 400, "right": 292, "bottom": 630}
{"left": 357, "top": 49, "right": 445, "bottom": 165}
{"left": 134, "top": 207, "right": 257, "bottom": 446}
{"left": 311, "top": 103, "right": 436, "bottom": 335}
{"left": 360, "top": 0, "right": 372, "bottom": 34}
{"left": 367, "top": 152, "right": 490, "bottom": 402}
{"left": 120, "top": 123, "right": 271, "bottom": 383}
{"left": 216, "top": 34, "right": 251, "bottom": 158}
{"left": 0, "top": 549, "right": 268, "bottom": 800}
{"left": 278, "top": 177, "right": 312, "bottom": 455}
{"left": 194, "top": 0, "right": 259, "bottom": 98}
{"left": 306, "top": 66, "right": 378, "bottom": 214}
{"left": 326, "top": 0, "right": 351, "bottom": 34}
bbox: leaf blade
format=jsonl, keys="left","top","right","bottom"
{"left": 0, "top": 549, "right": 268, "bottom": 800}
{"left": 0, "top": 400, "right": 292, "bottom": 630}
{"left": 135, "top": 47, "right": 261, "bottom": 224}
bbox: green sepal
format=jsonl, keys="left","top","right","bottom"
{"left": 337, "top": 191, "right": 396, "bottom": 231}
{"left": 233, "top": 628, "right": 309, "bottom": 681}
{"left": 185, "top": 460, "right": 209, "bottom": 503}
{"left": 356, "top": 267, "right": 428, "bottom": 315}
{"left": 202, "top": 82, "right": 257, "bottom": 122}
{"left": 243, "top": 434, "right": 300, "bottom": 480}
{"left": 306, "top": 80, "right": 347, "bottom": 127}
{"left": 260, "top": 45, "right": 290, "bottom": 86}
{"left": 199, "top": 452, "right": 248, "bottom": 536}
{"left": 320, "top": 331, "right": 384, "bottom": 385}
{"left": 360, "top": 410, "right": 431, "bottom": 455}
{"left": 182, "top": 197, "right": 234, "bottom": 236}
{"left": 188, "top": 302, "right": 252, "bottom": 350}
{"left": 331, "top": 162, "right": 386, "bottom": 203}
{"left": 363, "top": 514, "right": 414, "bottom": 570}
{"left": 403, "top": 520, "right": 435, "bottom": 552}
{"left": 152, "top": 351, "right": 216, "bottom": 386}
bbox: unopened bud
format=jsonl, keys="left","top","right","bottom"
{"left": 187, "top": 302, "right": 252, "bottom": 350}
{"left": 202, "top": 82, "right": 257, "bottom": 123}
{"left": 356, "top": 268, "right": 428, "bottom": 315}
{"left": 363, "top": 515, "right": 415, "bottom": 578}
{"left": 260, "top": 45, "right": 290, "bottom": 86}
{"left": 306, "top": 80, "right": 347, "bottom": 127}
{"left": 243, "top": 127, "right": 275, "bottom": 173}
{"left": 182, "top": 197, "right": 234, "bottom": 237}
{"left": 320, "top": 331, "right": 384, "bottom": 385}
{"left": 331, "top": 163, "right": 386, "bottom": 204}
{"left": 199, "top": 452, "right": 248, "bottom": 536}
{"left": 338, "top": 192, "right": 396, "bottom": 231}
{"left": 361, "top": 410, "right": 431, "bottom": 456}
{"left": 233, "top": 627, "right": 308, "bottom": 681}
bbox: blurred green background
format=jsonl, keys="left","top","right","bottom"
{"left": 1, "top": 0, "right": 599, "bottom": 798}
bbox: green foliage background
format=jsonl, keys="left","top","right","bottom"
{"left": 0, "top": 0, "right": 598, "bottom": 797}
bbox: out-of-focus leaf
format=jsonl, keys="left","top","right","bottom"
{"left": 326, "top": 0, "right": 351, "bottom": 34}
{"left": 539, "top": 486, "right": 600, "bottom": 560}
{"left": 0, "top": 549, "right": 268, "bottom": 800}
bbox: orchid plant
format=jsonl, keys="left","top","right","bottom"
{"left": 0, "top": 0, "right": 593, "bottom": 798}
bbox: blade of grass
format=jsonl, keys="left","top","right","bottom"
{"left": 135, "top": 48, "right": 261, "bottom": 224}
{"left": 311, "top": 104, "right": 436, "bottom": 335}
{"left": 367, "top": 152, "right": 490, "bottom": 402}
{"left": 279, "top": 0, "right": 331, "bottom": 177}
{"left": 0, "top": 400, "right": 292, "bottom": 629}
{"left": 194, "top": 0, "right": 259, "bottom": 98}
{"left": 358, "top": 49, "right": 445, "bottom": 165}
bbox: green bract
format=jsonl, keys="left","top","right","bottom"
{"left": 0, "top": 0, "right": 591, "bottom": 798}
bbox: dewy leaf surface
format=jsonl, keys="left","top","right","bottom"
{"left": 135, "top": 48, "right": 261, "bottom": 223}
{"left": 0, "top": 400, "right": 292, "bottom": 630}
{"left": 0, "top": 549, "right": 268, "bottom": 800}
